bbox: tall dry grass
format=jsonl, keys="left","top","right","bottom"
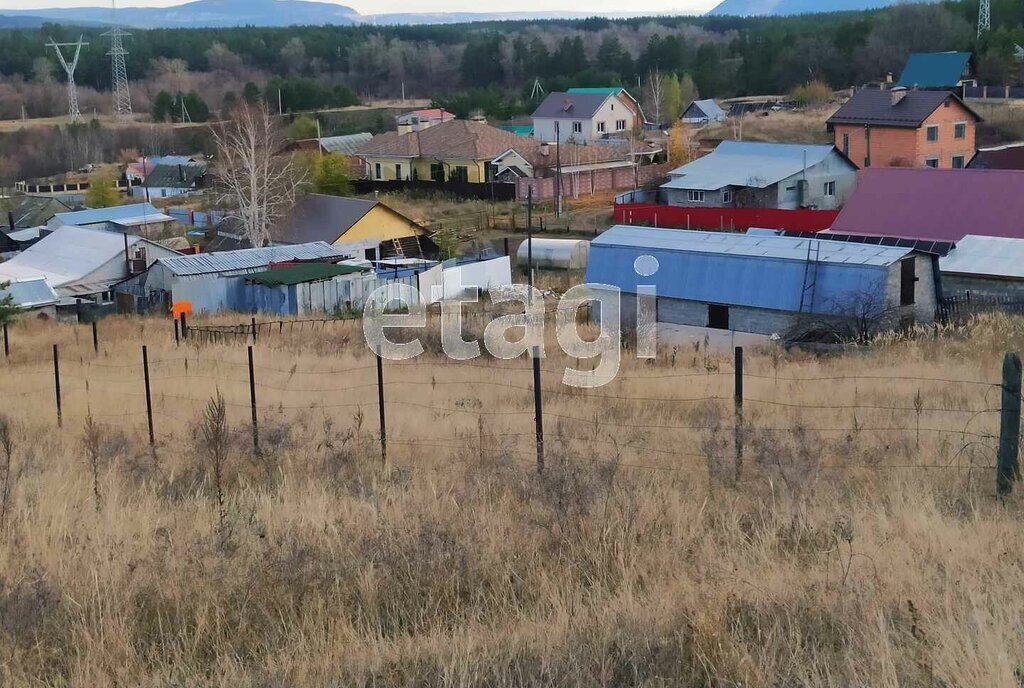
{"left": 0, "top": 309, "right": 1020, "bottom": 686}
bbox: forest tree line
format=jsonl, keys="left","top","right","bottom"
{"left": 0, "top": 0, "right": 1022, "bottom": 123}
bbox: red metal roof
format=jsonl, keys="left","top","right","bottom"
{"left": 830, "top": 167, "right": 1024, "bottom": 242}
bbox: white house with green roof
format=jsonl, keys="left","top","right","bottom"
{"left": 531, "top": 87, "right": 645, "bottom": 143}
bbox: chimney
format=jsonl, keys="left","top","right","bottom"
{"left": 891, "top": 86, "right": 908, "bottom": 107}
{"left": 885, "top": 72, "right": 893, "bottom": 84}
{"left": 540, "top": 143, "right": 550, "bottom": 156}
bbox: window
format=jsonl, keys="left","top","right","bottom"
{"left": 449, "top": 166, "right": 469, "bottom": 183}
{"left": 824, "top": 181, "right": 836, "bottom": 197}
{"left": 952, "top": 155, "right": 965, "bottom": 169}
{"left": 900, "top": 258, "right": 917, "bottom": 306}
{"left": 842, "top": 133, "right": 849, "bottom": 156}
{"left": 616, "top": 119, "right": 627, "bottom": 131}
{"left": 374, "top": 162, "right": 382, "bottom": 180}
{"left": 597, "top": 121, "right": 606, "bottom": 133}
{"left": 926, "top": 124, "right": 939, "bottom": 142}
{"left": 610, "top": 103, "right": 615, "bottom": 111}
{"left": 722, "top": 190, "right": 734, "bottom": 204}
{"left": 925, "top": 158, "right": 939, "bottom": 168}
{"left": 687, "top": 190, "right": 705, "bottom": 203}
{"left": 395, "top": 163, "right": 402, "bottom": 180}
{"left": 954, "top": 122, "right": 967, "bottom": 139}
{"left": 707, "top": 304, "right": 730, "bottom": 330}
{"left": 430, "top": 162, "right": 444, "bottom": 182}
{"left": 572, "top": 121, "right": 582, "bottom": 134}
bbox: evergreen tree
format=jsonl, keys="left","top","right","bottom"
{"left": 152, "top": 91, "right": 174, "bottom": 123}
{"left": 242, "top": 82, "right": 262, "bottom": 105}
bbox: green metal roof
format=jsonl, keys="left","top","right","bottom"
{"left": 245, "top": 263, "right": 369, "bottom": 287}
{"left": 567, "top": 87, "right": 623, "bottom": 95}
{"left": 896, "top": 52, "right": 972, "bottom": 89}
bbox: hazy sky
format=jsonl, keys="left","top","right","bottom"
{"left": 0, "top": 0, "right": 718, "bottom": 16}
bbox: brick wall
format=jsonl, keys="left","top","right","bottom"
{"left": 833, "top": 98, "right": 976, "bottom": 169}
{"left": 516, "top": 163, "right": 672, "bottom": 202}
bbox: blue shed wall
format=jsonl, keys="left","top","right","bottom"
{"left": 585, "top": 244, "right": 890, "bottom": 314}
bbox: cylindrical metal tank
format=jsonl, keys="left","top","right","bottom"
{"left": 515, "top": 238, "right": 590, "bottom": 270}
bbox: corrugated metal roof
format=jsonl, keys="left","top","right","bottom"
{"left": 319, "top": 133, "right": 373, "bottom": 155}
{"left": 684, "top": 99, "right": 727, "bottom": 121}
{"left": 245, "top": 263, "right": 370, "bottom": 287}
{"left": 941, "top": 235, "right": 1024, "bottom": 279}
{"left": 157, "top": 242, "right": 356, "bottom": 276}
{"left": 896, "top": 51, "right": 972, "bottom": 89}
{"left": 54, "top": 203, "right": 165, "bottom": 227}
{"left": 587, "top": 226, "right": 909, "bottom": 314}
{"left": 661, "top": 141, "right": 844, "bottom": 191}
{"left": 831, "top": 168, "right": 1024, "bottom": 242}
{"left": 0, "top": 278, "right": 59, "bottom": 308}
{"left": 0, "top": 225, "right": 169, "bottom": 287}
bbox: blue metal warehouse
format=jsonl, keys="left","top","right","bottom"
{"left": 585, "top": 226, "right": 938, "bottom": 335}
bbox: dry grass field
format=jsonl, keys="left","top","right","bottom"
{"left": 0, "top": 307, "right": 1021, "bottom": 686}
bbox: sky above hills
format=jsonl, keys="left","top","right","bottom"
{"left": 0, "top": 0, "right": 719, "bottom": 15}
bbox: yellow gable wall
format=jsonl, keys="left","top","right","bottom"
{"left": 334, "top": 204, "right": 424, "bottom": 244}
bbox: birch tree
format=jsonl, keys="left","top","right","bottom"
{"left": 212, "top": 103, "right": 306, "bottom": 248}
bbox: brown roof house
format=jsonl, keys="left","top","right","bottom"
{"left": 357, "top": 119, "right": 650, "bottom": 184}
{"left": 827, "top": 88, "right": 982, "bottom": 169}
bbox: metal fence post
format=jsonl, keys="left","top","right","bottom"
{"left": 248, "top": 345, "right": 259, "bottom": 456}
{"left": 142, "top": 345, "right": 155, "bottom": 447}
{"left": 3, "top": 323, "right": 9, "bottom": 358}
{"left": 997, "top": 352, "right": 1021, "bottom": 496}
{"left": 92, "top": 320, "right": 99, "bottom": 354}
{"left": 251, "top": 317, "right": 257, "bottom": 344}
{"left": 174, "top": 319, "right": 180, "bottom": 345}
{"left": 179, "top": 312, "right": 188, "bottom": 341}
{"left": 52, "top": 344, "right": 62, "bottom": 428}
{"left": 734, "top": 346, "right": 744, "bottom": 482}
{"left": 376, "top": 349, "right": 387, "bottom": 467}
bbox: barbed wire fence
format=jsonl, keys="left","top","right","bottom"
{"left": 1, "top": 317, "right": 1020, "bottom": 496}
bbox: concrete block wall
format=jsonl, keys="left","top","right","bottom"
{"left": 944, "top": 275, "right": 1024, "bottom": 300}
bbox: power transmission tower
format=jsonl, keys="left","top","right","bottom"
{"left": 46, "top": 36, "right": 88, "bottom": 123}
{"left": 530, "top": 78, "right": 545, "bottom": 101}
{"left": 978, "top": 0, "right": 991, "bottom": 38}
{"left": 104, "top": 1, "right": 133, "bottom": 119}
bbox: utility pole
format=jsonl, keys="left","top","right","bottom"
{"left": 554, "top": 121, "right": 562, "bottom": 217}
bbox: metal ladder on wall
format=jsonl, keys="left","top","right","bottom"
{"left": 798, "top": 238, "right": 821, "bottom": 314}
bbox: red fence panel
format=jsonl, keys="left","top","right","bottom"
{"left": 613, "top": 204, "right": 839, "bottom": 233}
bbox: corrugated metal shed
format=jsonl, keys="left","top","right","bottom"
{"left": 0, "top": 278, "right": 59, "bottom": 308}
{"left": 319, "top": 133, "right": 373, "bottom": 155}
{"left": 54, "top": 203, "right": 167, "bottom": 227}
{"left": 662, "top": 141, "right": 841, "bottom": 191}
{"left": 587, "top": 226, "right": 911, "bottom": 314}
{"left": 157, "top": 242, "right": 355, "bottom": 277}
{"left": 941, "top": 235, "right": 1024, "bottom": 279}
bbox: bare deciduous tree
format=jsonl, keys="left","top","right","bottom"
{"left": 212, "top": 103, "right": 307, "bottom": 248}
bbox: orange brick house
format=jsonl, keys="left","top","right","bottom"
{"left": 826, "top": 88, "right": 982, "bottom": 169}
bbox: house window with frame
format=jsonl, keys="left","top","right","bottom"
{"left": 952, "top": 155, "right": 965, "bottom": 169}
{"left": 722, "top": 190, "right": 733, "bottom": 204}
{"left": 597, "top": 122, "right": 606, "bottom": 133}
{"left": 572, "top": 121, "right": 582, "bottom": 134}
{"left": 842, "top": 133, "right": 849, "bottom": 156}
{"left": 395, "top": 163, "right": 402, "bottom": 180}
{"left": 925, "top": 158, "right": 939, "bottom": 168}
{"left": 687, "top": 190, "right": 705, "bottom": 203}
{"left": 449, "top": 166, "right": 469, "bottom": 183}
{"left": 374, "top": 162, "right": 382, "bottom": 180}
{"left": 926, "top": 124, "right": 939, "bottom": 142}
{"left": 954, "top": 122, "right": 967, "bottom": 139}
{"left": 616, "top": 119, "right": 627, "bottom": 131}
{"left": 824, "top": 181, "right": 836, "bottom": 197}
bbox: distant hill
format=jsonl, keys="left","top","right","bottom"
{"left": 0, "top": 0, "right": 362, "bottom": 28}
{"left": 0, "top": 0, "right": 684, "bottom": 29}
{"left": 707, "top": 0, "right": 943, "bottom": 16}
